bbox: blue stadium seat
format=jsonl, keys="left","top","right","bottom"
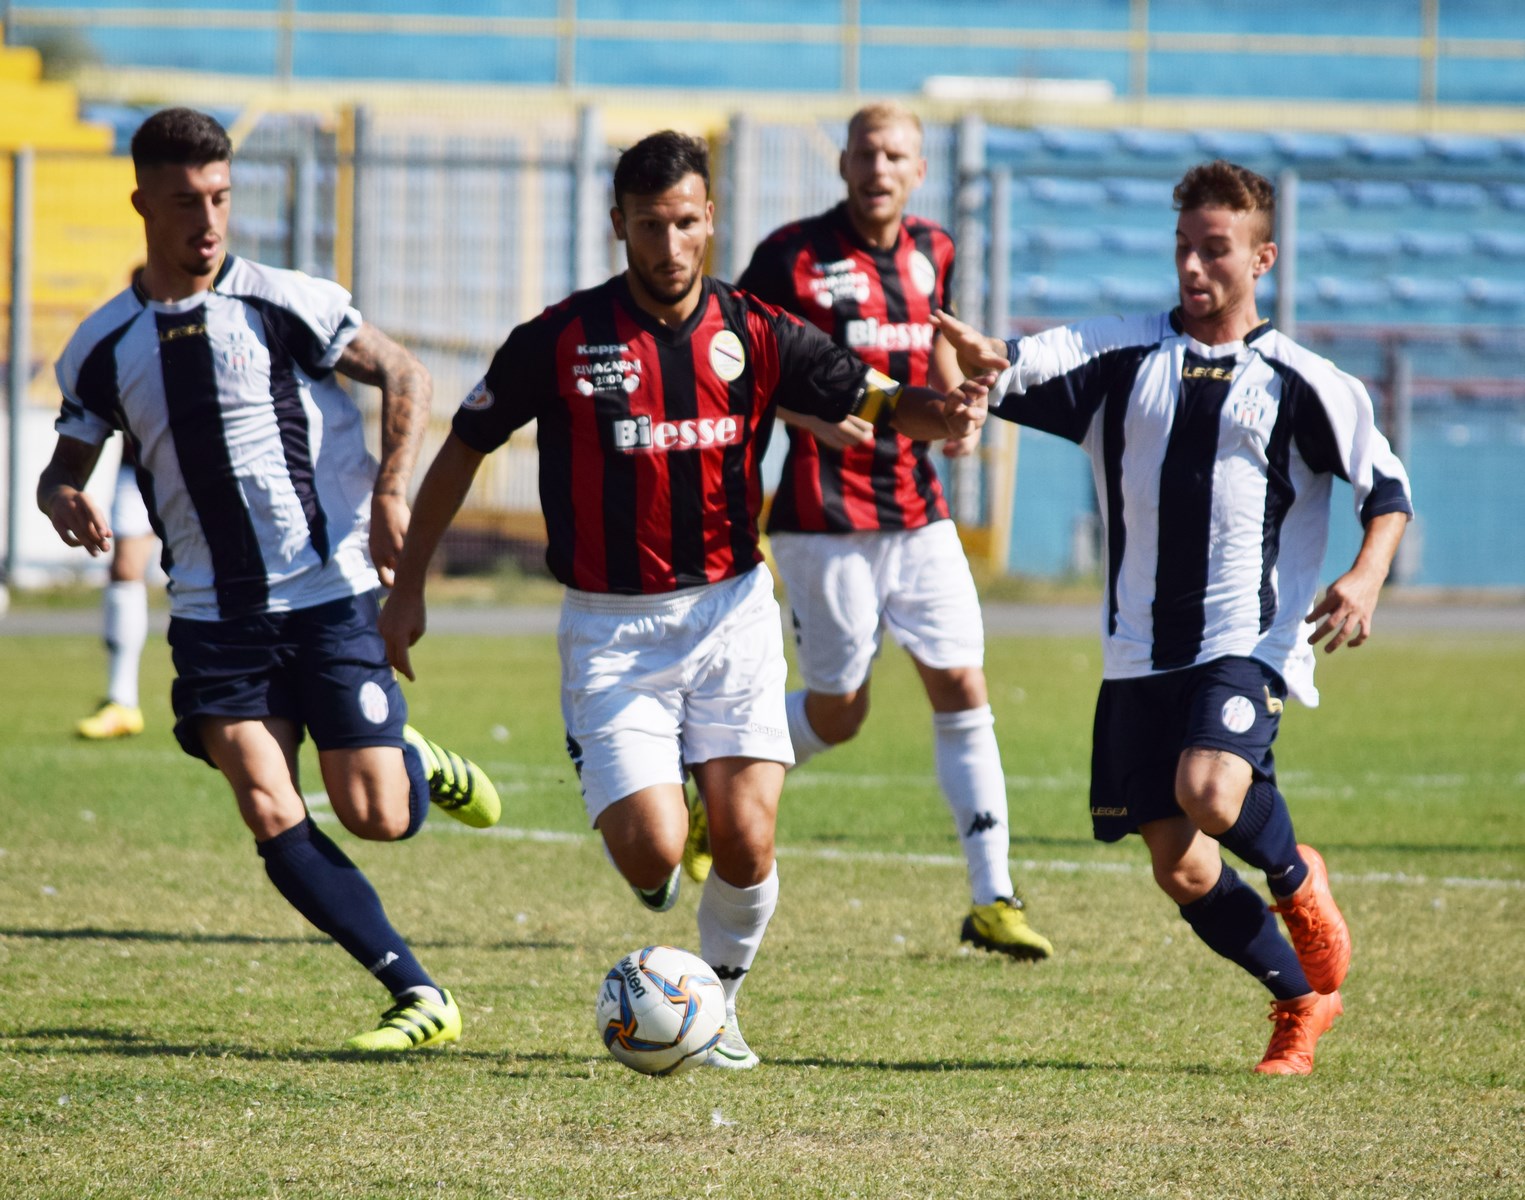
{"left": 1465, "top": 279, "right": 1525, "bottom": 309}
{"left": 1100, "top": 275, "right": 1174, "bottom": 309}
{"left": 1502, "top": 135, "right": 1525, "bottom": 163}
{"left": 1031, "top": 227, "right": 1102, "bottom": 254}
{"left": 1040, "top": 277, "right": 1103, "bottom": 311}
{"left": 1496, "top": 184, "right": 1525, "bottom": 211}
{"left": 1099, "top": 226, "right": 1166, "bottom": 256}
{"left": 1035, "top": 127, "right": 1117, "bottom": 159}
{"left": 1423, "top": 134, "right": 1503, "bottom": 164}
{"left": 1296, "top": 179, "right": 1340, "bottom": 209}
{"left": 1026, "top": 177, "right": 1108, "bottom": 208}
{"left": 1412, "top": 181, "right": 1489, "bottom": 210}
{"left": 1339, "top": 180, "right": 1412, "bottom": 209}
{"left": 1472, "top": 230, "right": 1525, "bottom": 259}
{"left": 1322, "top": 230, "right": 1401, "bottom": 258}
{"left": 1193, "top": 130, "right": 1274, "bottom": 161}
{"left": 1270, "top": 131, "right": 1348, "bottom": 163}
{"left": 1387, "top": 276, "right": 1465, "bottom": 307}
{"left": 1348, "top": 133, "right": 1425, "bottom": 164}
{"left": 1313, "top": 276, "right": 1390, "bottom": 308}
{"left": 1115, "top": 128, "right": 1194, "bottom": 159}
{"left": 1102, "top": 177, "right": 1174, "bottom": 208}
{"left": 1397, "top": 230, "right": 1471, "bottom": 259}
{"left": 985, "top": 127, "right": 1042, "bottom": 160}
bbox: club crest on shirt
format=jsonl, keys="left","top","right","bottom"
{"left": 217, "top": 329, "right": 255, "bottom": 375}
{"left": 1230, "top": 388, "right": 1272, "bottom": 429}
{"left": 909, "top": 250, "right": 937, "bottom": 297}
{"left": 1221, "top": 695, "right": 1256, "bottom": 734}
{"left": 461, "top": 376, "right": 495, "bottom": 411}
{"left": 709, "top": 330, "right": 746, "bottom": 381}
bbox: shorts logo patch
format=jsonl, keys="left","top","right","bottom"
{"left": 358, "top": 681, "right": 390, "bottom": 724}
{"left": 1221, "top": 695, "right": 1256, "bottom": 734}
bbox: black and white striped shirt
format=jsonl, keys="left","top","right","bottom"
{"left": 992, "top": 310, "right": 1413, "bottom": 705}
{"left": 54, "top": 255, "right": 376, "bottom": 621}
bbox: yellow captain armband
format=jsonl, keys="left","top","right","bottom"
{"left": 852, "top": 368, "right": 904, "bottom": 426}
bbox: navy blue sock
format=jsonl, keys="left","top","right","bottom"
{"left": 1217, "top": 780, "right": 1307, "bottom": 897}
{"left": 1179, "top": 864, "right": 1310, "bottom": 1000}
{"left": 401, "top": 742, "right": 431, "bottom": 839}
{"left": 257, "top": 817, "right": 434, "bottom": 996}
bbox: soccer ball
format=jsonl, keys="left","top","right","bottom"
{"left": 596, "top": 945, "right": 726, "bottom": 1075}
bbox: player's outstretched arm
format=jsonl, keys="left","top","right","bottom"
{"left": 932, "top": 309, "right": 1010, "bottom": 377}
{"left": 776, "top": 408, "right": 877, "bottom": 451}
{"left": 335, "top": 322, "right": 433, "bottom": 587}
{"left": 379, "top": 432, "right": 486, "bottom": 681}
{"left": 37, "top": 435, "right": 110, "bottom": 555}
{"left": 1305, "top": 511, "right": 1408, "bottom": 653}
{"left": 888, "top": 374, "right": 991, "bottom": 442}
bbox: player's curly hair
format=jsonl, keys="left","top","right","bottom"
{"left": 1173, "top": 160, "right": 1276, "bottom": 242}
{"left": 613, "top": 130, "right": 709, "bottom": 209}
{"left": 131, "top": 108, "right": 232, "bottom": 174}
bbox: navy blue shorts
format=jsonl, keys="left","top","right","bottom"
{"left": 168, "top": 590, "right": 409, "bottom": 765}
{"left": 1088, "top": 655, "right": 1286, "bottom": 842}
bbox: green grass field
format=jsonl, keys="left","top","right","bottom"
{"left": 1, "top": 620, "right": 1521, "bottom": 1199}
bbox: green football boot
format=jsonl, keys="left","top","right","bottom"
{"left": 403, "top": 725, "right": 501, "bottom": 828}
{"left": 343, "top": 988, "right": 462, "bottom": 1052}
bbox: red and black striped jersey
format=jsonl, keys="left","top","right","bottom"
{"left": 452, "top": 274, "right": 876, "bottom": 595}
{"left": 738, "top": 202, "right": 955, "bottom": 534}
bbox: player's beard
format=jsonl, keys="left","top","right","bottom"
{"left": 632, "top": 256, "right": 702, "bottom": 308}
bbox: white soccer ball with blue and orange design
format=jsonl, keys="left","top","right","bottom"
{"left": 596, "top": 945, "right": 726, "bottom": 1075}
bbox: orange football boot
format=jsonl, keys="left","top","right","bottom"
{"left": 1271, "top": 844, "right": 1351, "bottom": 994}
{"left": 1255, "top": 989, "right": 1343, "bottom": 1075}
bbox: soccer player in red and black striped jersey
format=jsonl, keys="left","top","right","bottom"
{"left": 737, "top": 103, "right": 1053, "bottom": 962}
{"left": 381, "top": 130, "right": 989, "bottom": 1069}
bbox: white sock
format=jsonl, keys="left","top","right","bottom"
{"left": 103, "top": 580, "right": 148, "bottom": 708}
{"left": 785, "top": 690, "right": 830, "bottom": 768}
{"left": 933, "top": 705, "right": 1014, "bottom": 905}
{"left": 396, "top": 984, "right": 445, "bottom": 1007}
{"left": 697, "top": 865, "right": 779, "bottom": 1009}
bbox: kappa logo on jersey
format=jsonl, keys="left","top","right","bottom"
{"left": 808, "top": 257, "right": 872, "bottom": 308}
{"left": 845, "top": 317, "right": 935, "bottom": 352}
{"left": 611, "top": 413, "right": 742, "bottom": 454}
{"left": 461, "top": 376, "right": 495, "bottom": 411}
{"left": 709, "top": 330, "right": 746, "bottom": 381}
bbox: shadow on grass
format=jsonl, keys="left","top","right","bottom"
{"left": 1, "top": 1025, "right": 586, "bottom": 1067}
{"left": 0, "top": 926, "right": 575, "bottom": 952}
{"left": 1, "top": 1027, "right": 1224, "bottom": 1076}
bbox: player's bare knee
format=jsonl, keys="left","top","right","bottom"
{"left": 809, "top": 689, "right": 869, "bottom": 744}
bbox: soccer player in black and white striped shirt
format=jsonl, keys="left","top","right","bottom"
{"left": 38, "top": 108, "right": 502, "bottom": 1052}
{"left": 938, "top": 160, "right": 1412, "bottom": 1075}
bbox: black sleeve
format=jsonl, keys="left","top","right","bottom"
{"left": 451, "top": 320, "right": 551, "bottom": 454}
{"left": 737, "top": 238, "right": 801, "bottom": 314}
{"left": 769, "top": 307, "right": 872, "bottom": 424}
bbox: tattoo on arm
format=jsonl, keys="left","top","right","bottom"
{"left": 336, "top": 323, "right": 433, "bottom": 498}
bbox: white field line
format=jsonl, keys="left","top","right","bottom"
{"left": 303, "top": 769, "right": 1525, "bottom": 893}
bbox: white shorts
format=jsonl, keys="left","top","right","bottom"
{"left": 558, "top": 564, "right": 793, "bottom": 826}
{"left": 111, "top": 460, "right": 153, "bottom": 540}
{"left": 771, "top": 520, "right": 985, "bottom": 695}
